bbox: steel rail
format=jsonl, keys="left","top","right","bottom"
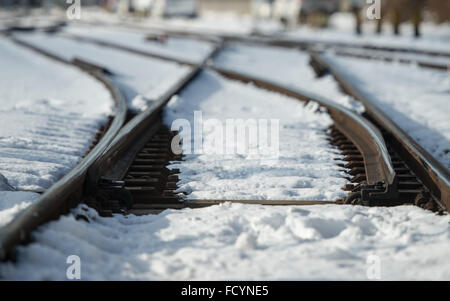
{"left": 86, "top": 44, "right": 222, "bottom": 187}
{"left": 50, "top": 32, "right": 397, "bottom": 206}
{"left": 211, "top": 65, "right": 397, "bottom": 197}
{"left": 0, "top": 37, "right": 128, "bottom": 261}
{"left": 310, "top": 52, "right": 450, "bottom": 211}
{"left": 0, "top": 30, "right": 404, "bottom": 259}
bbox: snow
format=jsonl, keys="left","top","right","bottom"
{"left": 322, "top": 53, "right": 450, "bottom": 169}
{"left": 0, "top": 203, "right": 448, "bottom": 280}
{"left": 79, "top": 8, "right": 283, "bottom": 36}
{"left": 163, "top": 70, "right": 349, "bottom": 201}
{"left": 143, "top": 12, "right": 283, "bottom": 35}
{"left": 284, "top": 14, "right": 450, "bottom": 55}
{"left": 77, "top": 8, "right": 450, "bottom": 55}
{"left": 62, "top": 23, "right": 215, "bottom": 64}
{"left": 0, "top": 191, "right": 38, "bottom": 228}
{"left": 213, "top": 42, "right": 364, "bottom": 112}
{"left": 0, "top": 36, "right": 112, "bottom": 228}
{"left": 0, "top": 10, "right": 448, "bottom": 281}
{"left": 13, "top": 31, "right": 192, "bottom": 112}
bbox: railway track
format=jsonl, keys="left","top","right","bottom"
{"left": 72, "top": 21, "right": 449, "bottom": 70}
{"left": 0, "top": 34, "right": 128, "bottom": 260}
{"left": 0, "top": 25, "right": 448, "bottom": 261}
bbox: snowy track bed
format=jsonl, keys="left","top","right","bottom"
{"left": 212, "top": 42, "right": 363, "bottom": 112}
{"left": 164, "top": 70, "right": 349, "bottom": 201}
{"left": 63, "top": 23, "right": 215, "bottom": 65}
{"left": 1, "top": 17, "right": 449, "bottom": 281}
{"left": 0, "top": 36, "right": 113, "bottom": 224}
{"left": 13, "top": 31, "right": 193, "bottom": 112}
{"left": 322, "top": 54, "right": 450, "bottom": 169}
{"left": 0, "top": 203, "right": 448, "bottom": 280}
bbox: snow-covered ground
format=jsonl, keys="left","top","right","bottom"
{"left": 13, "top": 31, "right": 193, "bottom": 112}
{"left": 322, "top": 54, "right": 450, "bottom": 169}
{"left": 0, "top": 203, "right": 448, "bottom": 280}
{"left": 1, "top": 10, "right": 449, "bottom": 281}
{"left": 164, "top": 70, "right": 349, "bottom": 201}
{"left": 62, "top": 23, "right": 215, "bottom": 64}
{"left": 213, "top": 42, "right": 363, "bottom": 112}
{"left": 283, "top": 13, "right": 450, "bottom": 55}
{"left": 0, "top": 36, "right": 112, "bottom": 227}
{"left": 78, "top": 9, "right": 450, "bottom": 55}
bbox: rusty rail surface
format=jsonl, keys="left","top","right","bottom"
{"left": 84, "top": 44, "right": 222, "bottom": 204}
{"left": 0, "top": 37, "right": 128, "bottom": 261}
{"left": 310, "top": 52, "right": 450, "bottom": 211}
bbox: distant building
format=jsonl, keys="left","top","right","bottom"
{"left": 197, "top": 0, "right": 252, "bottom": 15}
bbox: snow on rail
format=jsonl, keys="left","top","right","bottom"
{"left": 0, "top": 37, "right": 113, "bottom": 226}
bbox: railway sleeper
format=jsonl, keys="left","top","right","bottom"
{"left": 87, "top": 126, "right": 183, "bottom": 216}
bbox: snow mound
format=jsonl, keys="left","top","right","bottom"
{"left": 1, "top": 203, "right": 448, "bottom": 280}
{"left": 213, "top": 42, "right": 364, "bottom": 112}
{"left": 163, "top": 70, "right": 349, "bottom": 201}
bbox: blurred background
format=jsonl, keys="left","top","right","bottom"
{"left": 0, "top": 0, "right": 449, "bottom": 37}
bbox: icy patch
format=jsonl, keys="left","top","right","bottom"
{"left": 0, "top": 203, "right": 448, "bottom": 280}
{"left": 163, "top": 70, "right": 349, "bottom": 201}
{"left": 213, "top": 43, "right": 364, "bottom": 112}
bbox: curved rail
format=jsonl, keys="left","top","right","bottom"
{"left": 0, "top": 37, "right": 128, "bottom": 261}
{"left": 211, "top": 65, "right": 397, "bottom": 205}
{"left": 53, "top": 31, "right": 396, "bottom": 194}
{"left": 310, "top": 51, "right": 450, "bottom": 211}
{"left": 0, "top": 28, "right": 415, "bottom": 258}
{"left": 86, "top": 44, "right": 221, "bottom": 186}
{"left": 51, "top": 30, "right": 399, "bottom": 203}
